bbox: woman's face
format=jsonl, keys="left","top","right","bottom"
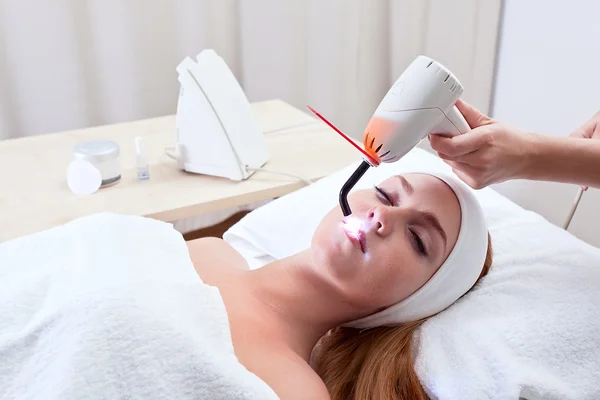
{"left": 311, "top": 173, "right": 461, "bottom": 313}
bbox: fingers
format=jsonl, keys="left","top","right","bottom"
{"left": 455, "top": 99, "right": 492, "bottom": 129}
{"left": 438, "top": 147, "right": 485, "bottom": 166}
{"left": 430, "top": 130, "right": 491, "bottom": 158}
{"left": 569, "top": 122, "right": 592, "bottom": 139}
{"left": 444, "top": 159, "right": 487, "bottom": 189}
{"left": 571, "top": 118, "right": 600, "bottom": 139}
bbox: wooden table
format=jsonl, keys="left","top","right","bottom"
{"left": 0, "top": 100, "right": 361, "bottom": 243}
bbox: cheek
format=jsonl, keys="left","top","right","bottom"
{"left": 312, "top": 209, "right": 340, "bottom": 246}
{"left": 365, "top": 247, "right": 432, "bottom": 305}
{"left": 311, "top": 211, "right": 348, "bottom": 266}
{"left": 370, "top": 256, "right": 408, "bottom": 302}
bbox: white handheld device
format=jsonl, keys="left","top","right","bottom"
{"left": 308, "top": 55, "right": 470, "bottom": 215}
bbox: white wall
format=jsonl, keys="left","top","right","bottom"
{"left": 490, "top": 0, "right": 600, "bottom": 247}
{"left": 0, "top": 0, "right": 501, "bottom": 142}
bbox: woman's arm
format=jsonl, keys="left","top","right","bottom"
{"left": 429, "top": 100, "right": 600, "bottom": 189}
{"left": 524, "top": 135, "right": 600, "bottom": 188}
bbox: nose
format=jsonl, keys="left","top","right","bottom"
{"left": 366, "top": 206, "right": 400, "bottom": 237}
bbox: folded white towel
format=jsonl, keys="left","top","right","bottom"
{"left": 0, "top": 213, "right": 278, "bottom": 400}
{"left": 414, "top": 189, "right": 600, "bottom": 400}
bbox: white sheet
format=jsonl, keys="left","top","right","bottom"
{"left": 0, "top": 213, "right": 278, "bottom": 400}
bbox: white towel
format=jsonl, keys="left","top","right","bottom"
{"left": 413, "top": 188, "right": 600, "bottom": 400}
{"left": 0, "top": 213, "right": 278, "bottom": 400}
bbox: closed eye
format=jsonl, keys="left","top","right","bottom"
{"left": 410, "top": 228, "right": 427, "bottom": 257}
{"left": 374, "top": 185, "right": 393, "bottom": 205}
{"left": 375, "top": 185, "right": 428, "bottom": 257}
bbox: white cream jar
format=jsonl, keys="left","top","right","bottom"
{"left": 72, "top": 140, "right": 121, "bottom": 187}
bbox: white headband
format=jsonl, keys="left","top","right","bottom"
{"left": 342, "top": 170, "right": 489, "bottom": 329}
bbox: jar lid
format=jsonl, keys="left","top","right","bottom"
{"left": 73, "top": 140, "right": 120, "bottom": 163}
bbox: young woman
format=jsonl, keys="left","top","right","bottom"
{"left": 188, "top": 170, "right": 493, "bottom": 399}
{"left": 2, "top": 169, "right": 492, "bottom": 400}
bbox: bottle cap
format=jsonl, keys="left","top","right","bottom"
{"left": 135, "top": 136, "right": 144, "bottom": 156}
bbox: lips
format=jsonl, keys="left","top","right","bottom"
{"left": 357, "top": 231, "right": 367, "bottom": 253}
{"left": 344, "top": 227, "right": 367, "bottom": 253}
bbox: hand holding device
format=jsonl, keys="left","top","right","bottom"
{"left": 429, "top": 99, "right": 535, "bottom": 189}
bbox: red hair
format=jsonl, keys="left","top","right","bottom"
{"left": 311, "top": 233, "right": 493, "bottom": 399}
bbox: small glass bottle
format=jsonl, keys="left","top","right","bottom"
{"left": 135, "top": 136, "right": 150, "bottom": 180}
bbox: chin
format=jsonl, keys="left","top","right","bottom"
{"left": 322, "top": 248, "right": 366, "bottom": 284}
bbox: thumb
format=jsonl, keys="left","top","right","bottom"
{"left": 430, "top": 129, "right": 490, "bottom": 157}
{"left": 569, "top": 121, "right": 594, "bottom": 139}
{"left": 455, "top": 99, "right": 492, "bottom": 129}
{"left": 570, "top": 127, "right": 589, "bottom": 139}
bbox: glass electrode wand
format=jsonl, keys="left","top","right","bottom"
{"left": 308, "top": 56, "right": 473, "bottom": 216}
{"left": 339, "top": 161, "right": 371, "bottom": 216}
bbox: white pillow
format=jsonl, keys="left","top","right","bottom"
{"left": 224, "top": 148, "right": 600, "bottom": 400}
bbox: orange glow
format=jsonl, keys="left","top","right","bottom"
{"left": 363, "top": 116, "right": 399, "bottom": 163}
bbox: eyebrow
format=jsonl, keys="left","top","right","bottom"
{"left": 422, "top": 211, "right": 447, "bottom": 248}
{"left": 397, "top": 176, "right": 414, "bottom": 196}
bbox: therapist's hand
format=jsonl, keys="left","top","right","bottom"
{"left": 568, "top": 109, "right": 600, "bottom": 190}
{"left": 570, "top": 109, "right": 600, "bottom": 140}
{"left": 429, "top": 99, "right": 536, "bottom": 189}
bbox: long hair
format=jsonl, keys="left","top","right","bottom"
{"left": 311, "top": 233, "right": 494, "bottom": 400}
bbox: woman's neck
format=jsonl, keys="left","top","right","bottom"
{"left": 242, "top": 250, "right": 369, "bottom": 362}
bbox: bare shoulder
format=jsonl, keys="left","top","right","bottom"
{"left": 186, "top": 237, "right": 249, "bottom": 279}
{"left": 301, "top": 372, "right": 330, "bottom": 400}
{"left": 278, "top": 368, "right": 330, "bottom": 400}
{"left": 261, "top": 356, "right": 330, "bottom": 400}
